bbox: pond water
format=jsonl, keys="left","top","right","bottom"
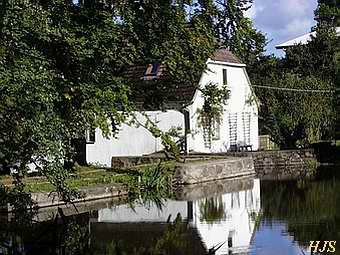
{"left": 1, "top": 167, "right": 340, "bottom": 255}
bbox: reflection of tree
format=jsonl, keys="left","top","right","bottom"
{"left": 1, "top": 210, "right": 207, "bottom": 255}
{"left": 261, "top": 177, "right": 340, "bottom": 251}
{"left": 91, "top": 214, "right": 206, "bottom": 255}
{"left": 0, "top": 208, "right": 93, "bottom": 255}
{"left": 199, "top": 196, "right": 226, "bottom": 224}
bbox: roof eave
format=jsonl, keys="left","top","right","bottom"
{"left": 207, "top": 59, "right": 246, "bottom": 67}
{"left": 275, "top": 45, "right": 288, "bottom": 49}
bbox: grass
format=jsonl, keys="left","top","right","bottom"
{"left": 0, "top": 162, "right": 175, "bottom": 194}
{"left": 0, "top": 165, "right": 136, "bottom": 193}
{"left": 39, "top": 166, "right": 135, "bottom": 193}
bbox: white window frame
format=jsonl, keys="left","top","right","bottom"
{"left": 85, "top": 129, "right": 96, "bottom": 144}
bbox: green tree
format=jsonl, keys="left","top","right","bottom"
{"left": 214, "top": 0, "right": 267, "bottom": 66}
{"left": 256, "top": 74, "right": 334, "bottom": 148}
{"left": 315, "top": 0, "right": 340, "bottom": 26}
{"left": 1, "top": 0, "right": 137, "bottom": 199}
{"left": 0, "top": 0, "right": 267, "bottom": 204}
{"left": 251, "top": 21, "right": 338, "bottom": 148}
{"left": 0, "top": 0, "right": 217, "bottom": 201}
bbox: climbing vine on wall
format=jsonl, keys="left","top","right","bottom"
{"left": 197, "top": 83, "right": 230, "bottom": 147}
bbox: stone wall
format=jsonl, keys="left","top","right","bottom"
{"left": 173, "top": 157, "right": 255, "bottom": 185}
{"left": 111, "top": 156, "right": 162, "bottom": 169}
{"left": 252, "top": 149, "right": 317, "bottom": 179}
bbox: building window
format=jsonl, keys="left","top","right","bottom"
{"left": 223, "top": 69, "right": 228, "bottom": 85}
{"left": 86, "top": 129, "right": 95, "bottom": 144}
{"left": 143, "top": 63, "right": 160, "bottom": 80}
{"left": 212, "top": 117, "right": 220, "bottom": 140}
{"left": 184, "top": 110, "right": 190, "bottom": 134}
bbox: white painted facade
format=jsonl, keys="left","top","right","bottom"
{"left": 86, "top": 110, "right": 184, "bottom": 166}
{"left": 188, "top": 59, "right": 258, "bottom": 154}
{"left": 86, "top": 57, "right": 258, "bottom": 167}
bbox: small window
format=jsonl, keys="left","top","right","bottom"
{"left": 223, "top": 69, "right": 227, "bottom": 85}
{"left": 212, "top": 118, "right": 220, "bottom": 140}
{"left": 228, "top": 237, "right": 233, "bottom": 248}
{"left": 184, "top": 110, "right": 190, "bottom": 134}
{"left": 86, "top": 129, "right": 95, "bottom": 144}
{"left": 144, "top": 63, "right": 160, "bottom": 80}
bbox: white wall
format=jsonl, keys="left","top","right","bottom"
{"left": 188, "top": 60, "right": 259, "bottom": 153}
{"left": 86, "top": 59, "right": 259, "bottom": 165}
{"left": 86, "top": 110, "right": 184, "bottom": 167}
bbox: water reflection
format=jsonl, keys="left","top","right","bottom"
{"left": 1, "top": 172, "right": 340, "bottom": 254}
{"left": 257, "top": 176, "right": 340, "bottom": 255}
{"left": 192, "top": 180, "right": 261, "bottom": 254}
{"left": 90, "top": 178, "right": 261, "bottom": 255}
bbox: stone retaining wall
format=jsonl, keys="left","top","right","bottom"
{"left": 173, "top": 157, "right": 255, "bottom": 185}
{"left": 252, "top": 149, "right": 317, "bottom": 179}
{"left": 111, "top": 153, "right": 250, "bottom": 169}
{"left": 111, "top": 156, "right": 162, "bottom": 169}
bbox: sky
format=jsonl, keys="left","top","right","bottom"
{"left": 247, "top": 0, "right": 318, "bottom": 56}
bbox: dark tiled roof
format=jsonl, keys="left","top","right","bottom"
{"left": 211, "top": 48, "right": 242, "bottom": 64}
{"left": 125, "top": 64, "right": 196, "bottom": 110}
{"left": 125, "top": 49, "right": 241, "bottom": 110}
{"left": 132, "top": 81, "right": 197, "bottom": 111}
{"left": 125, "top": 63, "right": 169, "bottom": 81}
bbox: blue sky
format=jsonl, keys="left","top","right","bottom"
{"left": 247, "top": 0, "right": 318, "bottom": 55}
{"left": 251, "top": 222, "right": 311, "bottom": 255}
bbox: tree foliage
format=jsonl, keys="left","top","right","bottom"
{"left": 258, "top": 74, "right": 334, "bottom": 148}
{"left": 315, "top": 0, "right": 340, "bottom": 26}
{"left": 0, "top": 0, "right": 141, "bottom": 199}
{"left": 198, "top": 0, "right": 267, "bottom": 66}
{"left": 0, "top": 0, "right": 266, "bottom": 201}
{"left": 252, "top": 25, "right": 338, "bottom": 148}
{"left": 218, "top": 0, "right": 266, "bottom": 66}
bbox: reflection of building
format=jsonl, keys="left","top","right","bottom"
{"left": 192, "top": 179, "right": 261, "bottom": 254}
{"left": 90, "top": 178, "right": 261, "bottom": 254}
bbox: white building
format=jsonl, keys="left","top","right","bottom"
{"left": 275, "top": 27, "right": 340, "bottom": 49}
{"left": 85, "top": 49, "right": 259, "bottom": 167}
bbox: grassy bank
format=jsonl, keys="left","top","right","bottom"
{"left": 0, "top": 162, "right": 175, "bottom": 194}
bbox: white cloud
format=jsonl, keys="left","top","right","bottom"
{"left": 250, "top": 0, "right": 318, "bottom": 54}
{"left": 284, "top": 18, "right": 314, "bottom": 38}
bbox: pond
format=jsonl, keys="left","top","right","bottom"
{"left": 1, "top": 166, "right": 340, "bottom": 255}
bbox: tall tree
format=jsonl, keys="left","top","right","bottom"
{"left": 315, "top": 0, "right": 340, "bottom": 26}
{"left": 0, "top": 0, "right": 217, "bottom": 199}
{"left": 251, "top": 24, "right": 338, "bottom": 148}
{"left": 119, "top": 0, "right": 216, "bottom": 85}
{"left": 214, "top": 0, "right": 267, "bottom": 65}
{"left": 0, "top": 0, "right": 139, "bottom": 199}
